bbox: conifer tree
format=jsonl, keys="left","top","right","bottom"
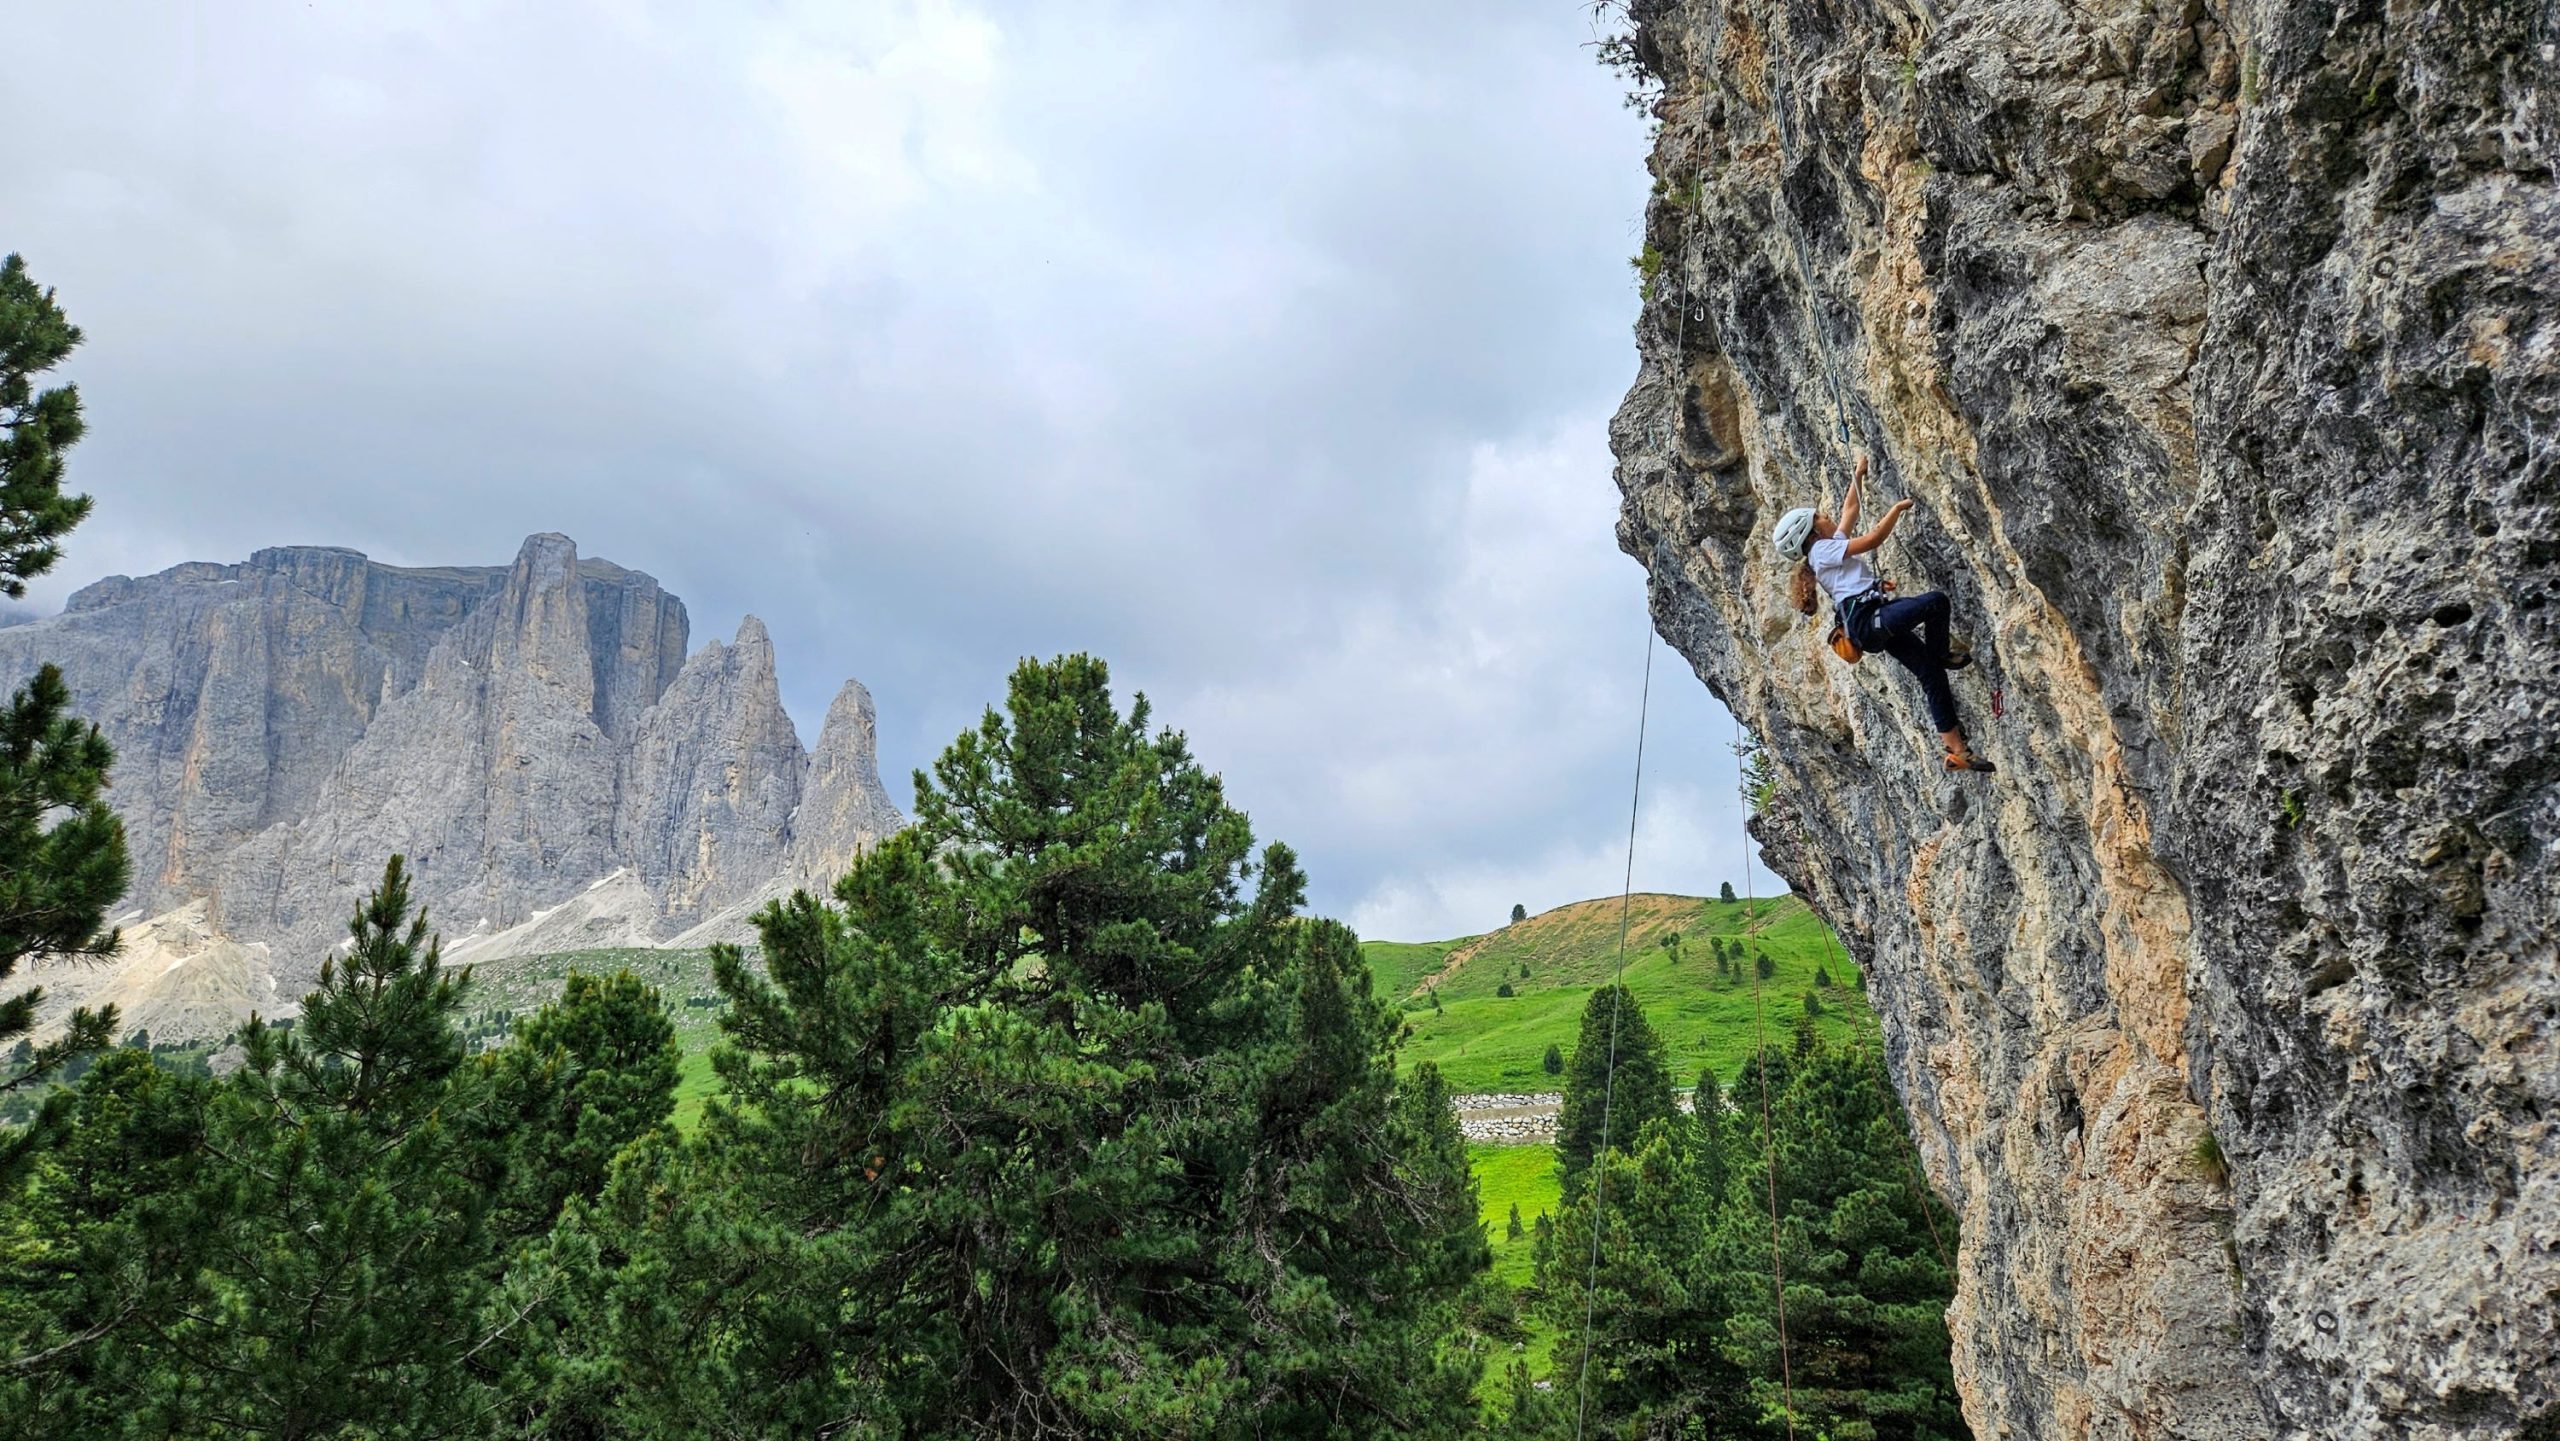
{"left": 0, "top": 1046, "right": 211, "bottom": 1433}
{"left": 2, "top": 860, "right": 682, "bottom": 1434}
{"left": 166, "top": 858, "right": 505, "bottom": 1436}
{"left": 0, "top": 256, "right": 94, "bottom": 593}
{"left": 555, "top": 656, "right": 1487, "bottom": 1438}
{"left": 0, "top": 256, "right": 128, "bottom": 1170}
{"left": 1717, "top": 1039, "right": 1963, "bottom": 1440}
{"left": 477, "top": 968, "right": 680, "bottom": 1241}
{"left": 1541, "top": 1117, "right": 1755, "bottom": 1437}
{"left": 1507, "top": 1200, "right": 1526, "bottom": 1240}
{"left": 1693, "top": 1065, "right": 1733, "bottom": 1206}
{"left": 1555, "top": 983, "right": 1674, "bottom": 1197}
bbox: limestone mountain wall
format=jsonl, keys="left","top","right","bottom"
{"left": 0, "top": 533, "right": 901, "bottom": 1027}
{"left": 1607, "top": 0, "right": 2556, "bottom": 1436}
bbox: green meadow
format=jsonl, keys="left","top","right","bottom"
{"left": 1376, "top": 894, "right": 1872, "bottom": 1094}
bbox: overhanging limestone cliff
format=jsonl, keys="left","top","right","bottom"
{"left": 1608, "top": 0, "right": 2557, "bottom": 1436}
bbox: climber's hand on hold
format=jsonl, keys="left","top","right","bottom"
{"left": 1849, "top": 497, "right": 1916, "bottom": 556}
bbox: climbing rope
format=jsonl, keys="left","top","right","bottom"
{"left": 1738, "top": 719, "right": 1800, "bottom": 1441}
{"left": 1569, "top": 627, "right": 1656, "bottom": 1441}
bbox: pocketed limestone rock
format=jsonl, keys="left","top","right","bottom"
{"left": 1610, "top": 0, "right": 2557, "bottom": 1435}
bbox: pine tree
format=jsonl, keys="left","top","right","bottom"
{"left": 161, "top": 857, "right": 506, "bottom": 1436}
{"left": 1717, "top": 1038, "right": 1963, "bottom": 1441}
{"left": 0, "top": 668, "right": 126, "bottom": 1077}
{"left": 1539, "top": 1117, "right": 1755, "bottom": 1438}
{"left": 1720, "top": 881, "right": 1737, "bottom": 903}
{"left": 1542, "top": 1042, "right": 1564, "bottom": 1077}
{"left": 1507, "top": 1200, "right": 1526, "bottom": 1241}
{"left": 0, "top": 257, "right": 128, "bottom": 1183}
{"left": 1510, "top": 902, "right": 1527, "bottom": 925}
{"left": 477, "top": 968, "right": 680, "bottom": 1241}
{"left": 1693, "top": 1066, "right": 1732, "bottom": 1206}
{"left": 557, "top": 656, "right": 1488, "bottom": 1438}
{"left": 0, "top": 1046, "right": 212, "bottom": 1434}
{"left": 1554, "top": 984, "right": 1674, "bottom": 1197}
{"left": 0, "top": 256, "right": 95, "bottom": 593}
{"left": 1755, "top": 949, "right": 1776, "bottom": 981}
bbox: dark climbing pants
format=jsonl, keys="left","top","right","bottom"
{"left": 1851, "top": 590, "right": 1960, "bottom": 734}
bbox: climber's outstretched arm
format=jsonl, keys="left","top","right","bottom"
{"left": 1845, "top": 496, "right": 1915, "bottom": 556}
{"left": 1841, "top": 454, "right": 1869, "bottom": 534}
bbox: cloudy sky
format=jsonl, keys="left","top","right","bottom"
{"left": 4, "top": 0, "right": 1764, "bottom": 940}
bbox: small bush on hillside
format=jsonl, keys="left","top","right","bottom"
{"left": 1543, "top": 1043, "right": 1564, "bottom": 1076}
{"left": 1495, "top": 982, "right": 1515, "bottom": 999}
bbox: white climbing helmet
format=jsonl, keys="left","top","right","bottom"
{"left": 1774, "top": 506, "right": 1818, "bottom": 561}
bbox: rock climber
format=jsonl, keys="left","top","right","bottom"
{"left": 1776, "top": 456, "right": 1994, "bottom": 774}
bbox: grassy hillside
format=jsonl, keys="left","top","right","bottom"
{"left": 1362, "top": 936, "right": 1474, "bottom": 1001}
{"left": 1367, "top": 894, "right": 1871, "bottom": 1094}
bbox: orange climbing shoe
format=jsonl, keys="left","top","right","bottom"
{"left": 1946, "top": 749, "right": 1996, "bottom": 774}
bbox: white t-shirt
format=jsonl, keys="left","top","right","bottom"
{"left": 1807, "top": 536, "right": 1878, "bottom": 605}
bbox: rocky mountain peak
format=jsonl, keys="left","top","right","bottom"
{"left": 482, "top": 532, "right": 596, "bottom": 711}
{"left": 790, "top": 677, "right": 901, "bottom": 887}
{"left": 0, "top": 535, "right": 901, "bottom": 1037}
{"left": 617, "top": 615, "right": 807, "bottom": 924}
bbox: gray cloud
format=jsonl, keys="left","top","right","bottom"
{"left": 5, "top": 0, "right": 1759, "bottom": 939}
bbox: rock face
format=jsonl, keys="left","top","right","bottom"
{"left": 1607, "top": 3, "right": 2555, "bottom": 1438}
{"left": 617, "top": 615, "right": 806, "bottom": 924}
{"left": 0, "top": 534, "right": 901, "bottom": 1020}
{"left": 788, "top": 679, "right": 904, "bottom": 887}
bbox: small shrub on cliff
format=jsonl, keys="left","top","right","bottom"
{"left": 2193, "top": 1129, "right": 2231, "bottom": 1189}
